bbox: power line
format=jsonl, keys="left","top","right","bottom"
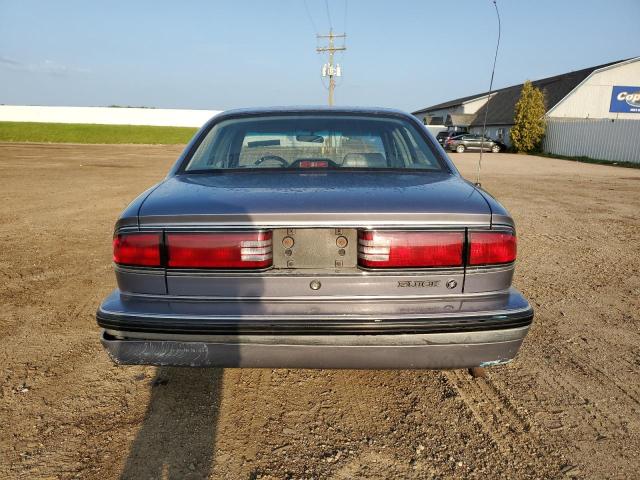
{"left": 301, "top": 0, "right": 330, "bottom": 91}
{"left": 343, "top": 0, "right": 348, "bottom": 34}
{"left": 332, "top": 0, "right": 348, "bottom": 89}
{"left": 476, "top": 0, "right": 501, "bottom": 186}
{"left": 324, "top": 0, "right": 333, "bottom": 29}
{"left": 302, "top": 0, "right": 319, "bottom": 35}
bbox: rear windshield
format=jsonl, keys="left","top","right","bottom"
{"left": 184, "top": 115, "right": 445, "bottom": 172}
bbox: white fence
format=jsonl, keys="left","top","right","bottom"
{"left": 0, "top": 105, "right": 222, "bottom": 127}
{"left": 543, "top": 117, "right": 640, "bottom": 164}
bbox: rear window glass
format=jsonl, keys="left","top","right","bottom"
{"left": 184, "top": 115, "right": 445, "bottom": 172}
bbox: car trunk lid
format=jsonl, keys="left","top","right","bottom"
{"left": 137, "top": 171, "right": 491, "bottom": 228}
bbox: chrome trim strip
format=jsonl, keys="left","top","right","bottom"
{"left": 160, "top": 267, "right": 467, "bottom": 276}
{"left": 104, "top": 326, "right": 531, "bottom": 345}
{"left": 138, "top": 213, "right": 491, "bottom": 228}
{"left": 119, "top": 288, "right": 513, "bottom": 302}
{"left": 115, "top": 265, "right": 165, "bottom": 275}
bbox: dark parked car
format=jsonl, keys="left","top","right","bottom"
{"left": 436, "top": 129, "right": 468, "bottom": 147}
{"left": 445, "top": 133, "right": 503, "bottom": 153}
{"left": 97, "top": 107, "right": 532, "bottom": 369}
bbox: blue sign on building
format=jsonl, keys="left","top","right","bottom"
{"left": 610, "top": 86, "right": 640, "bottom": 113}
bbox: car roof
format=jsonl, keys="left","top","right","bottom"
{"left": 208, "top": 106, "right": 416, "bottom": 122}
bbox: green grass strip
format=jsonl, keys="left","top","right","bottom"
{"left": 0, "top": 121, "right": 198, "bottom": 144}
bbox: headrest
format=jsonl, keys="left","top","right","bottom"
{"left": 341, "top": 152, "right": 387, "bottom": 168}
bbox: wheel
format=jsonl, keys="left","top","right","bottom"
{"left": 455, "top": 144, "right": 466, "bottom": 153}
{"left": 491, "top": 144, "right": 501, "bottom": 153}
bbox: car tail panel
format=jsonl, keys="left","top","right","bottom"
{"left": 113, "top": 226, "right": 516, "bottom": 298}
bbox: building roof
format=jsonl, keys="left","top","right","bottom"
{"left": 413, "top": 93, "right": 489, "bottom": 114}
{"left": 447, "top": 113, "right": 476, "bottom": 127}
{"left": 470, "top": 60, "right": 627, "bottom": 126}
{"left": 424, "top": 115, "right": 444, "bottom": 125}
{"left": 413, "top": 59, "right": 630, "bottom": 126}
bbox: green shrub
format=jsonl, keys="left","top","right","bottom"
{"left": 510, "top": 81, "right": 546, "bottom": 153}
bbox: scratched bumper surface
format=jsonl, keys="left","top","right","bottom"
{"left": 100, "top": 327, "right": 528, "bottom": 369}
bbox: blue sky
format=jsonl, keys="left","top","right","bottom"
{"left": 1, "top": 0, "right": 638, "bottom": 112}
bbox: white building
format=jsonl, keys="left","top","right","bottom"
{"left": 543, "top": 58, "right": 640, "bottom": 163}
{"left": 0, "top": 105, "right": 221, "bottom": 128}
{"left": 413, "top": 57, "right": 640, "bottom": 163}
{"left": 547, "top": 58, "right": 640, "bottom": 119}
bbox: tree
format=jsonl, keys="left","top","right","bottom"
{"left": 510, "top": 80, "right": 546, "bottom": 152}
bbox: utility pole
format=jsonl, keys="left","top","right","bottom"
{"left": 316, "top": 29, "right": 346, "bottom": 106}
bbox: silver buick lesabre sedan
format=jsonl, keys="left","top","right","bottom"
{"left": 97, "top": 107, "right": 533, "bottom": 369}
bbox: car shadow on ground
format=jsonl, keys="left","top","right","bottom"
{"left": 119, "top": 367, "right": 224, "bottom": 479}
{"left": 114, "top": 198, "right": 256, "bottom": 479}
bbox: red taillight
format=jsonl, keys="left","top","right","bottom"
{"left": 113, "top": 233, "right": 161, "bottom": 267}
{"left": 358, "top": 231, "right": 464, "bottom": 268}
{"left": 468, "top": 231, "right": 517, "bottom": 265}
{"left": 166, "top": 231, "right": 272, "bottom": 269}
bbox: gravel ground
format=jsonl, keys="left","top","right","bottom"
{"left": 0, "top": 144, "right": 638, "bottom": 479}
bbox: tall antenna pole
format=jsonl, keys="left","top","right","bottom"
{"left": 477, "top": 0, "right": 501, "bottom": 186}
{"left": 317, "top": 29, "right": 346, "bottom": 106}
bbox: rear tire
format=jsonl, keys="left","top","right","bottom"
{"left": 491, "top": 144, "right": 501, "bottom": 153}
{"left": 455, "top": 144, "right": 466, "bottom": 153}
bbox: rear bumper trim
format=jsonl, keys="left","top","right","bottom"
{"left": 101, "top": 326, "right": 529, "bottom": 369}
{"left": 96, "top": 287, "right": 533, "bottom": 336}
{"left": 97, "top": 288, "right": 533, "bottom": 368}
{"left": 97, "top": 308, "right": 532, "bottom": 335}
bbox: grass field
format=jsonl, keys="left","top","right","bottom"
{"left": 0, "top": 121, "right": 197, "bottom": 144}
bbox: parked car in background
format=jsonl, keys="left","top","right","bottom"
{"left": 436, "top": 129, "right": 468, "bottom": 147}
{"left": 493, "top": 138, "right": 508, "bottom": 152}
{"left": 445, "top": 133, "right": 503, "bottom": 153}
{"left": 97, "top": 107, "right": 532, "bottom": 370}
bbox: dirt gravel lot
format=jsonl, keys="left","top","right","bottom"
{"left": 1, "top": 143, "right": 639, "bottom": 479}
